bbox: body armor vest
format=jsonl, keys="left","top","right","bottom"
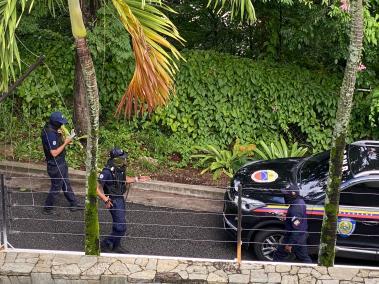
{"left": 103, "top": 166, "right": 127, "bottom": 196}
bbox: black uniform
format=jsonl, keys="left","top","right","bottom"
{"left": 273, "top": 195, "right": 312, "bottom": 263}
{"left": 41, "top": 114, "right": 79, "bottom": 212}
{"left": 98, "top": 162, "right": 128, "bottom": 250}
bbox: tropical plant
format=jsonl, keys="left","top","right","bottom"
{"left": 191, "top": 139, "right": 255, "bottom": 179}
{"left": 253, "top": 137, "right": 308, "bottom": 160}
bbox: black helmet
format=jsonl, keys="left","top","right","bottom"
{"left": 109, "top": 148, "right": 128, "bottom": 159}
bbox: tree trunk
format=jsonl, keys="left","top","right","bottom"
{"left": 68, "top": 0, "right": 100, "bottom": 256}
{"left": 73, "top": 0, "right": 99, "bottom": 135}
{"left": 73, "top": 50, "right": 90, "bottom": 136}
{"left": 318, "top": 0, "right": 363, "bottom": 267}
{"left": 76, "top": 37, "right": 100, "bottom": 256}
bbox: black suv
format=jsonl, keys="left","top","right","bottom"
{"left": 223, "top": 140, "right": 379, "bottom": 261}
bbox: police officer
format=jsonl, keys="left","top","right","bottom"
{"left": 273, "top": 186, "right": 312, "bottom": 263}
{"left": 41, "top": 111, "right": 81, "bottom": 214}
{"left": 97, "top": 148, "right": 150, "bottom": 253}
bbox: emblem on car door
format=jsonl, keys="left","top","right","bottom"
{"left": 251, "top": 170, "right": 278, "bottom": 183}
{"left": 337, "top": 218, "right": 356, "bottom": 237}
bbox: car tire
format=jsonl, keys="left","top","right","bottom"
{"left": 252, "top": 227, "right": 296, "bottom": 262}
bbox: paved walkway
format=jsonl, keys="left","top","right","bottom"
{"left": 2, "top": 250, "right": 379, "bottom": 283}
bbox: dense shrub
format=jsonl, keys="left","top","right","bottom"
{"left": 1, "top": 26, "right": 375, "bottom": 169}
{"left": 148, "top": 50, "right": 374, "bottom": 152}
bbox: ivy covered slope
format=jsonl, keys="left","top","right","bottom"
{"left": 151, "top": 50, "right": 374, "bottom": 152}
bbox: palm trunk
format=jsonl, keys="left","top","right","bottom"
{"left": 76, "top": 37, "right": 100, "bottom": 256}
{"left": 68, "top": 0, "right": 100, "bottom": 255}
{"left": 73, "top": 50, "right": 90, "bottom": 136}
{"left": 73, "top": 0, "right": 99, "bottom": 136}
{"left": 318, "top": 0, "right": 363, "bottom": 267}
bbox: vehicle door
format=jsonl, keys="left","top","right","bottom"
{"left": 337, "top": 180, "right": 379, "bottom": 260}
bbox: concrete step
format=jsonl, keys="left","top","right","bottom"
{"left": 0, "top": 160, "right": 85, "bottom": 179}
{"left": 0, "top": 160, "right": 225, "bottom": 199}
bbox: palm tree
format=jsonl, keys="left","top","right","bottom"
{"left": 318, "top": 0, "right": 364, "bottom": 266}
{"left": 1, "top": 0, "right": 255, "bottom": 255}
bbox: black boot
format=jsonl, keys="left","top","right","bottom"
{"left": 100, "top": 241, "right": 113, "bottom": 253}
{"left": 112, "top": 245, "right": 129, "bottom": 254}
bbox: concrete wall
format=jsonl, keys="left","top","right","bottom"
{"left": 0, "top": 250, "right": 378, "bottom": 283}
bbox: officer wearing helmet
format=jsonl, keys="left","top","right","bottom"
{"left": 273, "top": 185, "right": 312, "bottom": 263}
{"left": 97, "top": 147, "right": 150, "bottom": 253}
{"left": 41, "top": 111, "right": 81, "bottom": 214}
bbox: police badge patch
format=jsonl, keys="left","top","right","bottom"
{"left": 337, "top": 218, "right": 356, "bottom": 238}
{"left": 53, "top": 141, "right": 57, "bottom": 146}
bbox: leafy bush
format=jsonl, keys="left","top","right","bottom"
{"left": 149, "top": 50, "right": 376, "bottom": 154}
{"left": 254, "top": 137, "right": 308, "bottom": 160}
{"left": 191, "top": 139, "right": 256, "bottom": 179}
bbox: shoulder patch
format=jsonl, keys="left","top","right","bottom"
{"left": 52, "top": 141, "right": 57, "bottom": 146}
{"left": 99, "top": 174, "right": 104, "bottom": 179}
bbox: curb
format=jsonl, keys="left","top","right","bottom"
{"left": 0, "top": 160, "right": 225, "bottom": 199}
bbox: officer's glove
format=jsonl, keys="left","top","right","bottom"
{"left": 69, "top": 129, "right": 76, "bottom": 140}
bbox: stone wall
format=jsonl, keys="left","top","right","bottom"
{"left": 0, "top": 250, "right": 378, "bottom": 283}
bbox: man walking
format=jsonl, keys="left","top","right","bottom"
{"left": 273, "top": 186, "right": 312, "bottom": 263}
{"left": 41, "top": 111, "right": 81, "bottom": 214}
{"left": 97, "top": 147, "right": 150, "bottom": 253}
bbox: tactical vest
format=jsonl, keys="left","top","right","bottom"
{"left": 103, "top": 166, "right": 127, "bottom": 196}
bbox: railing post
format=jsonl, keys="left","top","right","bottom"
{"left": 236, "top": 183, "right": 242, "bottom": 265}
{"left": 1, "top": 174, "right": 8, "bottom": 250}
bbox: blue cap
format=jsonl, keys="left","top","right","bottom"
{"left": 49, "top": 111, "right": 68, "bottom": 125}
{"left": 109, "top": 148, "right": 128, "bottom": 159}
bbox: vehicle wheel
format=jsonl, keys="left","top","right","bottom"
{"left": 252, "top": 227, "right": 295, "bottom": 261}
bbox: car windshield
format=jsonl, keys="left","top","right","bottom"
{"left": 349, "top": 145, "right": 379, "bottom": 175}
{"left": 298, "top": 151, "right": 330, "bottom": 201}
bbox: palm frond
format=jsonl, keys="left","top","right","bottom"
{"left": 207, "top": 0, "right": 256, "bottom": 24}
{"left": 112, "top": 0, "right": 184, "bottom": 118}
{"left": 0, "top": 0, "right": 63, "bottom": 92}
{"left": 0, "top": 0, "right": 33, "bottom": 92}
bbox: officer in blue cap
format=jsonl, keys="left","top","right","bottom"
{"left": 273, "top": 185, "right": 312, "bottom": 263}
{"left": 96, "top": 147, "right": 150, "bottom": 253}
{"left": 41, "top": 111, "right": 81, "bottom": 214}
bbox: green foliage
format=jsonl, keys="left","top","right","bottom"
{"left": 15, "top": 15, "right": 75, "bottom": 119}
{"left": 191, "top": 139, "right": 255, "bottom": 179}
{"left": 369, "top": 87, "right": 379, "bottom": 129}
{"left": 87, "top": 5, "right": 135, "bottom": 119}
{"left": 254, "top": 137, "right": 308, "bottom": 160}
{"left": 149, "top": 50, "right": 375, "bottom": 154}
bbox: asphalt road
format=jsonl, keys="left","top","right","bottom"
{"left": 2, "top": 189, "right": 378, "bottom": 267}
{"left": 4, "top": 189, "right": 237, "bottom": 260}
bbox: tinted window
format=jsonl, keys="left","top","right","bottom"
{"left": 340, "top": 181, "right": 379, "bottom": 207}
{"left": 349, "top": 145, "right": 379, "bottom": 175}
{"left": 299, "top": 151, "right": 329, "bottom": 201}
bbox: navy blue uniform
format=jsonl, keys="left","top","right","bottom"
{"left": 98, "top": 167, "right": 127, "bottom": 249}
{"left": 41, "top": 124, "right": 78, "bottom": 210}
{"left": 273, "top": 197, "right": 312, "bottom": 263}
